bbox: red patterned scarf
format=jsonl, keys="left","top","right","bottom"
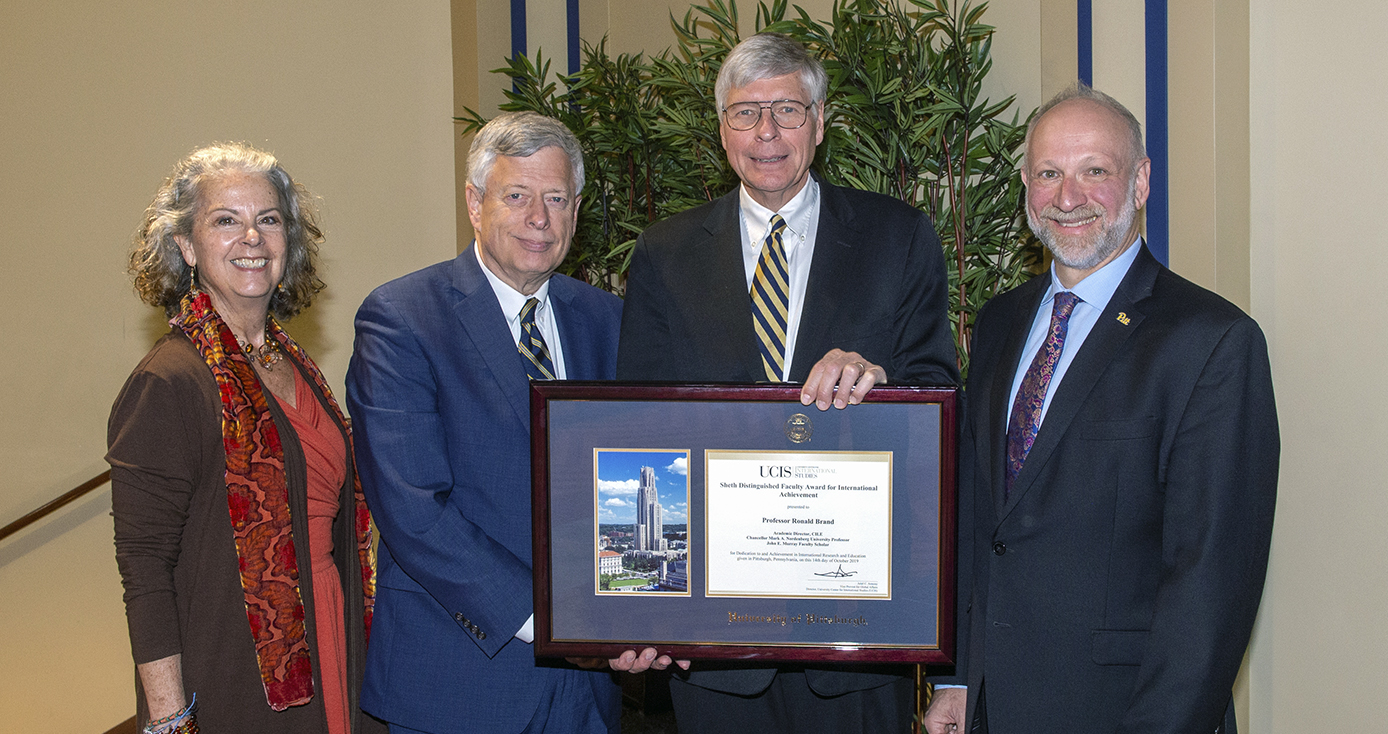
{"left": 173, "top": 291, "right": 375, "bottom": 711}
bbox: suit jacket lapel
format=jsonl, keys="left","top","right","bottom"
{"left": 701, "top": 191, "right": 765, "bottom": 382}
{"left": 450, "top": 246, "right": 532, "bottom": 428}
{"left": 792, "top": 179, "right": 860, "bottom": 379}
{"left": 1001, "top": 247, "right": 1160, "bottom": 517}
{"left": 550, "top": 276, "right": 600, "bottom": 381}
{"left": 989, "top": 277, "right": 1048, "bottom": 516}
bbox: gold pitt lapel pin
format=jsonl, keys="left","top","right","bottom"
{"left": 1116, "top": 312, "right": 1131, "bottom": 326}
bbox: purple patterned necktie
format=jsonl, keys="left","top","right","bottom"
{"left": 1005, "top": 291, "right": 1080, "bottom": 499}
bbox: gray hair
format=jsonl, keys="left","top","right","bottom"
{"left": 129, "top": 142, "right": 324, "bottom": 319}
{"left": 1025, "top": 82, "right": 1146, "bottom": 168}
{"left": 715, "top": 32, "right": 828, "bottom": 112}
{"left": 466, "top": 111, "right": 585, "bottom": 195}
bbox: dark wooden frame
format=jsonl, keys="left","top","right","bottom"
{"left": 530, "top": 382, "right": 957, "bottom": 664}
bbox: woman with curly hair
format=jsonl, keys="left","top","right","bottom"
{"left": 107, "top": 143, "right": 381, "bottom": 734}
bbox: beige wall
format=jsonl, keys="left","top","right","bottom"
{"left": 451, "top": 0, "right": 519, "bottom": 250}
{"left": 982, "top": 0, "right": 1046, "bottom": 119}
{"left": 1091, "top": 0, "right": 1147, "bottom": 127}
{"left": 1247, "top": 0, "right": 1388, "bottom": 730}
{"left": 1168, "top": 0, "right": 1251, "bottom": 308}
{"left": 0, "top": 0, "right": 456, "bottom": 730}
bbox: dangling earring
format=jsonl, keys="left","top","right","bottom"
{"left": 189, "top": 265, "right": 199, "bottom": 293}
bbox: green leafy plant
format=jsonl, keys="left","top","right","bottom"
{"left": 456, "top": 0, "right": 1041, "bottom": 373}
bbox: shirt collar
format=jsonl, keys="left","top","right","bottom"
{"left": 1045, "top": 236, "right": 1144, "bottom": 310}
{"left": 473, "top": 242, "right": 552, "bottom": 324}
{"left": 739, "top": 176, "right": 819, "bottom": 250}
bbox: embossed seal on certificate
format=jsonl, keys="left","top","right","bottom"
{"left": 785, "top": 413, "right": 813, "bottom": 443}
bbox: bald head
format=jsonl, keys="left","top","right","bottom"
{"left": 1025, "top": 82, "right": 1145, "bottom": 170}
{"left": 1022, "top": 86, "right": 1151, "bottom": 288}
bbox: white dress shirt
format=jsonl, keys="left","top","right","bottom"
{"left": 474, "top": 243, "right": 560, "bottom": 644}
{"left": 474, "top": 243, "right": 568, "bottom": 380}
{"left": 738, "top": 178, "right": 821, "bottom": 380}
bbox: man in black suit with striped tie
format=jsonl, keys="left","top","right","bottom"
{"left": 617, "top": 31, "right": 959, "bottom": 734}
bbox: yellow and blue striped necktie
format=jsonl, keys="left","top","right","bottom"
{"left": 518, "top": 297, "right": 556, "bottom": 380}
{"left": 751, "top": 215, "right": 790, "bottom": 381}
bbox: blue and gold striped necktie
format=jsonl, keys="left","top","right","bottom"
{"left": 518, "top": 297, "right": 556, "bottom": 380}
{"left": 751, "top": 214, "right": 790, "bottom": 381}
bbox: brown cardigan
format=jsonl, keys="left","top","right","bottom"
{"left": 108, "top": 330, "right": 383, "bottom": 733}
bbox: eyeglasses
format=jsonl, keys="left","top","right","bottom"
{"left": 722, "top": 100, "right": 814, "bottom": 131}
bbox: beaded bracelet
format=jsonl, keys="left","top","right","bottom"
{"left": 144, "top": 694, "right": 198, "bottom": 734}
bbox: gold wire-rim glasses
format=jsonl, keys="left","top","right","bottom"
{"left": 722, "top": 99, "right": 814, "bottom": 131}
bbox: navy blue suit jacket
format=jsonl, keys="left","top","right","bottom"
{"left": 949, "top": 246, "right": 1278, "bottom": 733}
{"left": 346, "top": 247, "right": 623, "bottom": 733}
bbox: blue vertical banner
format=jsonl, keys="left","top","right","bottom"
{"left": 1077, "top": 0, "right": 1093, "bottom": 85}
{"left": 1144, "top": 0, "right": 1169, "bottom": 265}
{"left": 568, "top": 0, "right": 581, "bottom": 75}
{"left": 511, "top": 0, "right": 527, "bottom": 94}
{"left": 511, "top": 0, "right": 527, "bottom": 60}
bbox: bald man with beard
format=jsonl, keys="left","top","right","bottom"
{"left": 923, "top": 83, "right": 1278, "bottom": 734}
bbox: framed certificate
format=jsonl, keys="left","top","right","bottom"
{"left": 530, "top": 383, "right": 956, "bottom": 664}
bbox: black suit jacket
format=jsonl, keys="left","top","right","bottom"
{"left": 949, "top": 245, "right": 1278, "bottom": 733}
{"left": 618, "top": 177, "right": 958, "bottom": 387}
{"left": 618, "top": 179, "right": 960, "bottom": 698}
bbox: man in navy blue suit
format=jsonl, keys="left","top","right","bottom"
{"left": 347, "top": 112, "right": 674, "bottom": 734}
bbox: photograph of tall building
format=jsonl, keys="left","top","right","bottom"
{"left": 594, "top": 448, "right": 691, "bottom": 596}
{"left": 634, "top": 466, "right": 664, "bottom": 551}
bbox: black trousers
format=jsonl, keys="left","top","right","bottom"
{"left": 969, "top": 680, "right": 1238, "bottom": 734}
{"left": 669, "top": 670, "right": 913, "bottom": 733}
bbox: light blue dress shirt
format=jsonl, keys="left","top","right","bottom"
{"left": 1004, "top": 238, "right": 1144, "bottom": 430}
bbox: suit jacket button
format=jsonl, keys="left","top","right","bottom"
{"left": 478, "top": 631, "right": 487, "bottom": 640}
{"left": 454, "top": 613, "right": 467, "bottom": 623}
{"left": 992, "top": 541, "right": 1007, "bottom": 556}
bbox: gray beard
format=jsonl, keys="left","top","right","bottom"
{"left": 1028, "top": 185, "right": 1139, "bottom": 272}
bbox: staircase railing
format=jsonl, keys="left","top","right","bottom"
{"left": 2, "top": 470, "right": 136, "bottom": 732}
{"left": 0, "top": 470, "right": 111, "bottom": 542}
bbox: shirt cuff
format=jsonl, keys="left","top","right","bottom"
{"left": 516, "top": 614, "right": 535, "bottom": 643}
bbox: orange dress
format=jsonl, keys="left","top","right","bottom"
{"left": 281, "top": 370, "right": 350, "bottom": 734}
